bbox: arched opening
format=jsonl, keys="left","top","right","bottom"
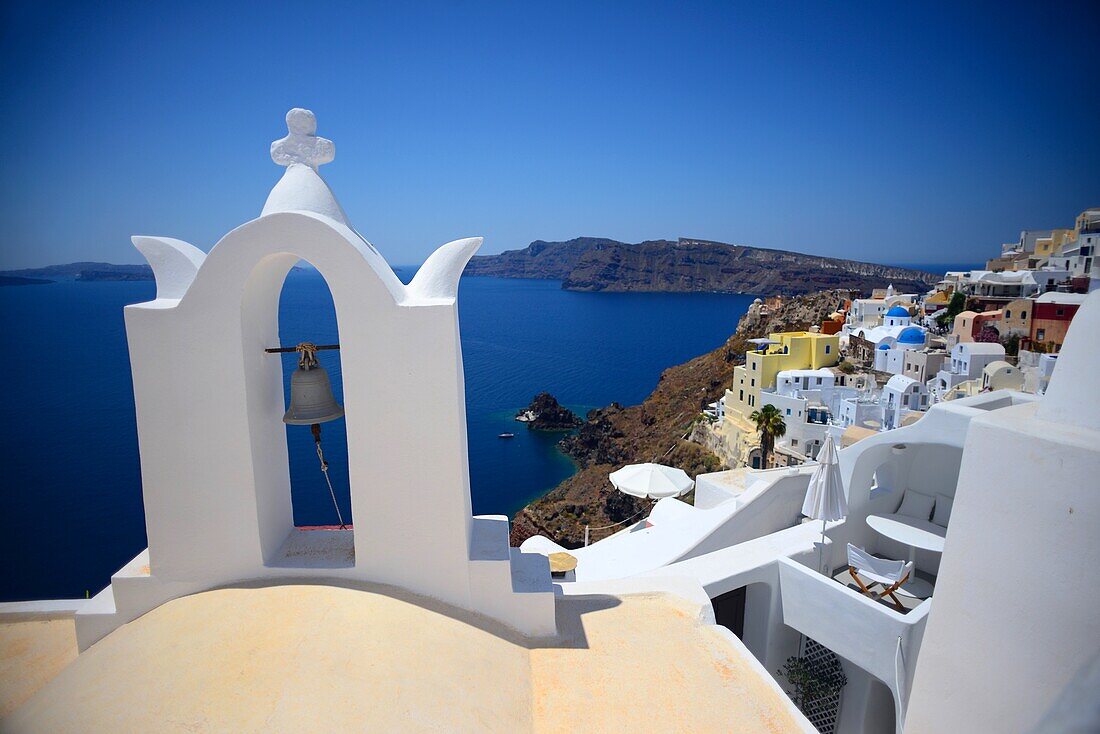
{"left": 279, "top": 266, "right": 352, "bottom": 517}
{"left": 234, "top": 248, "right": 359, "bottom": 571}
{"left": 272, "top": 262, "right": 354, "bottom": 566}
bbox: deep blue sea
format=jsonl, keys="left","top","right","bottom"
{"left": 0, "top": 271, "right": 756, "bottom": 601}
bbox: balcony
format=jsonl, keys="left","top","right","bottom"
{"left": 778, "top": 556, "right": 929, "bottom": 708}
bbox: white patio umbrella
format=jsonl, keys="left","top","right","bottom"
{"left": 609, "top": 463, "right": 694, "bottom": 500}
{"left": 801, "top": 432, "right": 848, "bottom": 572}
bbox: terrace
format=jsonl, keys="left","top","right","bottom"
{"left": 648, "top": 388, "right": 1041, "bottom": 732}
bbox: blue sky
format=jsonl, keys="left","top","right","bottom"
{"left": 0, "top": 1, "right": 1096, "bottom": 269}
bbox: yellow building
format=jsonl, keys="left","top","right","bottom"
{"left": 724, "top": 331, "right": 840, "bottom": 423}
{"left": 1035, "top": 229, "right": 1075, "bottom": 260}
{"left": 1000, "top": 298, "right": 1032, "bottom": 337}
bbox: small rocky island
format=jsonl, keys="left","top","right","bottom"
{"left": 515, "top": 392, "right": 583, "bottom": 431}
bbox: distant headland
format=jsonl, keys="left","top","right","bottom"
{"left": 464, "top": 237, "right": 938, "bottom": 296}
{"left": 0, "top": 262, "right": 314, "bottom": 285}
{"left": 0, "top": 262, "right": 153, "bottom": 285}
{"left": 4, "top": 242, "right": 939, "bottom": 295}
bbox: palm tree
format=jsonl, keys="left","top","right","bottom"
{"left": 750, "top": 404, "right": 787, "bottom": 469}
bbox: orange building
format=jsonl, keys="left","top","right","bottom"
{"left": 1027, "top": 293, "right": 1086, "bottom": 351}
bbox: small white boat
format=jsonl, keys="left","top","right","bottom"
{"left": 498, "top": 432, "right": 515, "bottom": 439}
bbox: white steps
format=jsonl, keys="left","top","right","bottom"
{"left": 469, "top": 515, "right": 556, "bottom": 637}
{"left": 74, "top": 585, "right": 119, "bottom": 651}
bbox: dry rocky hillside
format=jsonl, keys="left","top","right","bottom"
{"left": 509, "top": 289, "right": 846, "bottom": 547}
{"left": 466, "top": 237, "right": 936, "bottom": 296}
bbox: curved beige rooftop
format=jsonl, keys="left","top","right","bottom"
{"left": 3, "top": 584, "right": 805, "bottom": 733}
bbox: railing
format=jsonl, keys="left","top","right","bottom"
{"left": 583, "top": 504, "right": 653, "bottom": 546}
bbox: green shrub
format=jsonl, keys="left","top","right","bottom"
{"left": 779, "top": 654, "right": 847, "bottom": 715}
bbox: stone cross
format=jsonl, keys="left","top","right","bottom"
{"left": 270, "top": 108, "right": 335, "bottom": 169}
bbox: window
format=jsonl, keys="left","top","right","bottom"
{"left": 786, "top": 408, "right": 791, "bottom": 416}
{"left": 816, "top": 377, "right": 822, "bottom": 385}
{"left": 751, "top": 378, "right": 755, "bottom": 387}
{"left": 1036, "top": 328, "right": 1046, "bottom": 341}
{"left": 739, "top": 389, "right": 744, "bottom": 401}
{"left": 791, "top": 439, "right": 798, "bottom": 446}
{"left": 1005, "top": 310, "right": 1011, "bottom": 319}
{"left": 1021, "top": 311, "right": 1027, "bottom": 320}
{"left": 1056, "top": 308, "right": 1064, "bottom": 316}
{"left": 825, "top": 345, "right": 831, "bottom": 354}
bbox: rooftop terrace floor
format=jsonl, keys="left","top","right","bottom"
{"left": 0, "top": 617, "right": 78, "bottom": 717}
{"left": 2, "top": 584, "right": 806, "bottom": 733}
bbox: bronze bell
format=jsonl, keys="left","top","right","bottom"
{"left": 283, "top": 346, "right": 344, "bottom": 425}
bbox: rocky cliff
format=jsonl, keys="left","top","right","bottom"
{"left": 508, "top": 289, "right": 846, "bottom": 548}
{"left": 466, "top": 237, "right": 936, "bottom": 297}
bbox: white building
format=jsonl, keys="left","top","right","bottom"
{"left": 1018, "top": 350, "right": 1059, "bottom": 395}
{"left": 835, "top": 393, "right": 885, "bottom": 432}
{"left": 931, "top": 341, "right": 1006, "bottom": 399}
{"left": 964, "top": 268, "right": 1070, "bottom": 300}
{"left": 762, "top": 369, "right": 868, "bottom": 463}
{"left": 881, "top": 374, "right": 929, "bottom": 430}
{"left": 775, "top": 368, "right": 836, "bottom": 396}
{"left": 872, "top": 326, "right": 927, "bottom": 374}
{"left": 845, "top": 289, "right": 920, "bottom": 334}
{"left": 850, "top": 304, "right": 929, "bottom": 358}
{"left": 980, "top": 360, "right": 1023, "bottom": 392}
{"left": 881, "top": 304, "right": 912, "bottom": 328}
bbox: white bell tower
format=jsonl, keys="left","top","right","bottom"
{"left": 73, "top": 109, "right": 557, "bottom": 650}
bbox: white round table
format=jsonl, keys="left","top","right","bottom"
{"left": 865, "top": 513, "right": 946, "bottom": 597}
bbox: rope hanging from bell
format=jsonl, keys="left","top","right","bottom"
{"left": 311, "top": 422, "right": 346, "bottom": 530}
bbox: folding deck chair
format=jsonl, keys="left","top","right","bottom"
{"left": 846, "top": 543, "right": 914, "bottom": 611}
